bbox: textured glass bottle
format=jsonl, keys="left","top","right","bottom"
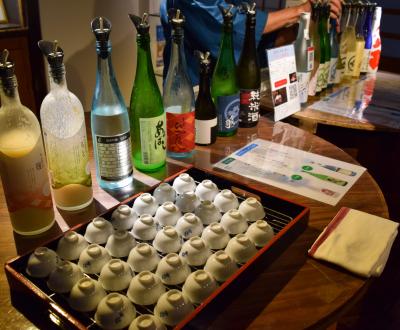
{"left": 164, "top": 9, "right": 195, "bottom": 157}
{"left": 91, "top": 17, "right": 133, "bottom": 189}
{"left": 328, "top": 18, "right": 339, "bottom": 88}
{"left": 195, "top": 51, "right": 217, "bottom": 146}
{"left": 294, "top": 12, "right": 311, "bottom": 104}
{"left": 0, "top": 50, "right": 55, "bottom": 235}
{"left": 39, "top": 41, "right": 93, "bottom": 211}
{"left": 129, "top": 14, "right": 166, "bottom": 171}
{"left": 237, "top": 3, "right": 260, "bottom": 127}
{"left": 211, "top": 5, "right": 240, "bottom": 136}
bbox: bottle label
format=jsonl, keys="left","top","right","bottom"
{"left": 322, "top": 61, "right": 329, "bottom": 89}
{"left": 297, "top": 72, "right": 311, "bottom": 103}
{"left": 328, "top": 57, "right": 338, "bottom": 84}
{"left": 316, "top": 63, "right": 327, "bottom": 92}
{"left": 216, "top": 93, "right": 240, "bottom": 133}
{"left": 308, "top": 64, "right": 319, "bottom": 96}
{"left": 140, "top": 114, "right": 167, "bottom": 165}
{"left": 307, "top": 46, "right": 314, "bottom": 71}
{"left": 239, "top": 89, "right": 260, "bottom": 125}
{"left": 43, "top": 121, "right": 92, "bottom": 189}
{"left": 95, "top": 131, "right": 133, "bottom": 181}
{"left": 166, "top": 111, "right": 195, "bottom": 153}
{"left": 195, "top": 118, "right": 217, "bottom": 145}
{"left": 361, "top": 49, "right": 370, "bottom": 73}
{"left": 345, "top": 51, "right": 356, "bottom": 75}
{"left": 0, "top": 134, "right": 53, "bottom": 213}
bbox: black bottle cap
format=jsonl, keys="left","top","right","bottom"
{"left": 91, "top": 16, "right": 112, "bottom": 58}
{"left": 129, "top": 13, "right": 150, "bottom": 35}
{"left": 219, "top": 4, "right": 236, "bottom": 23}
{"left": 196, "top": 50, "right": 211, "bottom": 69}
{"left": 38, "top": 40, "right": 64, "bottom": 83}
{"left": 0, "top": 49, "right": 15, "bottom": 78}
{"left": 241, "top": 2, "right": 256, "bottom": 24}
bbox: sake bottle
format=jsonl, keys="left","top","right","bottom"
{"left": 129, "top": 13, "right": 166, "bottom": 171}
{"left": 336, "top": 2, "right": 351, "bottom": 84}
{"left": 328, "top": 18, "right": 339, "bottom": 88}
{"left": 195, "top": 51, "right": 217, "bottom": 146}
{"left": 91, "top": 17, "right": 133, "bottom": 189}
{"left": 163, "top": 9, "right": 195, "bottom": 157}
{"left": 368, "top": 6, "right": 382, "bottom": 73}
{"left": 344, "top": 4, "right": 357, "bottom": 79}
{"left": 294, "top": 12, "right": 311, "bottom": 104}
{"left": 211, "top": 4, "right": 240, "bottom": 136}
{"left": 317, "top": 3, "right": 330, "bottom": 93}
{"left": 0, "top": 50, "right": 55, "bottom": 235}
{"left": 308, "top": 2, "right": 321, "bottom": 98}
{"left": 360, "top": 3, "right": 375, "bottom": 73}
{"left": 352, "top": 3, "right": 366, "bottom": 77}
{"left": 38, "top": 40, "right": 93, "bottom": 211}
{"left": 237, "top": 2, "right": 260, "bottom": 127}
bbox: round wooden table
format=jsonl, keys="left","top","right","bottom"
{"left": 0, "top": 117, "right": 388, "bottom": 329}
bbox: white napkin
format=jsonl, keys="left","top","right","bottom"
{"left": 308, "top": 207, "right": 398, "bottom": 277}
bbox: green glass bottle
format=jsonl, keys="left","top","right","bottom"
{"left": 316, "top": 3, "right": 328, "bottom": 94}
{"left": 237, "top": 3, "right": 260, "bottom": 128}
{"left": 211, "top": 4, "right": 240, "bottom": 137}
{"left": 321, "top": 4, "right": 331, "bottom": 91}
{"left": 129, "top": 14, "right": 166, "bottom": 172}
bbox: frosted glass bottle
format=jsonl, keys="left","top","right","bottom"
{"left": 0, "top": 50, "right": 55, "bottom": 235}
{"left": 91, "top": 17, "right": 133, "bottom": 189}
{"left": 39, "top": 41, "right": 93, "bottom": 211}
{"left": 163, "top": 9, "right": 195, "bottom": 158}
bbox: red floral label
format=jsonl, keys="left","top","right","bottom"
{"left": 166, "top": 112, "right": 195, "bottom": 153}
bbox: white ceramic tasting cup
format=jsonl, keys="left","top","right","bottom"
{"left": 132, "top": 193, "right": 158, "bottom": 216}
{"left": 179, "top": 236, "right": 211, "bottom": 266}
{"left": 155, "top": 253, "right": 191, "bottom": 285}
{"left": 172, "top": 173, "right": 196, "bottom": 194}
{"left": 195, "top": 179, "right": 219, "bottom": 201}
{"left": 154, "top": 202, "right": 182, "bottom": 227}
{"left": 127, "top": 271, "right": 166, "bottom": 306}
{"left": 213, "top": 189, "right": 239, "bottom": 213}
{"left": 194, "top": 200, "right": 222, "bottom": 225}
{"left": 56, "top": 231, "right": 88, "bottom": 261}
{"left": 131, "top": 214, "right": 157, "bottom": 241}
{"left": 127, "top": 243, "right": 160, "bottom": 273}
{"left": 95, "top": 293, "right": 136, "bottom": 330}
{"left": 84, "top": 217, "right": 114, "bottom": 244}
{"left": 152, "top": 226, "right": 182, "bottom": 254}
{"left": 201, "top": 222, "right": 230, "bottom": 250}
{"left": 225, "top": 234, "right": 257, "bottom": 264}
{"left": 99, "top": 259, "right": 133, "bottom": 291}
{"left": 175, "top": 191, "right": 200, "bottom": 213}
{"left": 220, "top": 209, "right": 248, "bottom": 235}
{"left": 129, "top": 314, "right": 166, "bottom": 330}
{"left": 175, "top": 213, "right": 203, "bottom": 239}
{"left": 204, "top": 250, "right": 238, "bottom": 282}
{"left": 238, "top": 197, "right": 266, "bottom": 222}
{"left": 182, "top": 270, "right": 218, "bottom": 304}
{"left": 154, "top": 289, "right": 194, "bottom": 326}
{"left": 245, "top": 220, "right": 274, "bottom": 247}
{"left": 26, "top": 247, "right": 59, "bottom": 278}
{"left": 47, "top": 260, "right": 84, "bottom": 293}
{"left": 69, "top": 277, "right": 107, "bottom": 312}
{"left": 111, "top": 205, "right": 137, "bottom": 230}
{"left": 105, "top": 230, "right": 137, "bottom": 258}
{"left": 153, "top": 182, "right": 176, "bottom": 205}
{"left": 78, "top": 244, "right": 111, "bottom": 274}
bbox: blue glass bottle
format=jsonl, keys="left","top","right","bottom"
{"left": 91, "top": 17, "right": 133, "bottom": 189}
{"left": 361, "top": 3, "right": 374, "bottom": 73}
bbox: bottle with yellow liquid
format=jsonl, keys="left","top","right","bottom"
{"left": 344, "top": 3, "right": 357, "bottom": 80}
{"left": 352, "top": 2, "right": 366, "bottom": 78}
{"left": 38, "top": 41, "right": 93, "bottom": 211}
{"left": 0, "top": 50, "right": 55, "bottom": 235}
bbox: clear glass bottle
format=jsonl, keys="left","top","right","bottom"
{"left": 352, "top": 3, "right": 366, "bottom": 78}
{"left": 163, "top": 9, "right": 195, "bottom": 158}
{"left": 294, "top": 12, "right": 311, "bottom": 104}
{"left": 38, "top": 40, "right": 93, "bottom": 211}
{"left": 344, "top": 4, "right": 357, "bottom": 79}
{"left": 0, "top": 50, "right": 55, "bottom": 235}
{"left": 195, "top": 51, "right": 217, "bottom": 146}
{"left": 211, "top": 5, "right": 240, "bottom": 136}
{"left": 237, "top": 3, "right": 260, "bottom": 127}
{"left": 91, "top": 17, "right": 133, "bottom": 189}
{"left": 129, "top": 13, "right": 166, "bottom": 171}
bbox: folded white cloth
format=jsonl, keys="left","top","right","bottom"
{"left": 308, "top": 207, "right": 399, "bottom": 277}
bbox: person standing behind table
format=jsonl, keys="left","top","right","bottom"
{"left": 160, "top": 0, "right": 342, "bottom": 86}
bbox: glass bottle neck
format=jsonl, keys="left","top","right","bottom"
{"left": 95, "top": 51, "right": 119, "bottom": 96}
{"left": 220, "top": 23, "right": 234, "bottom": 59}
{"left": 198, "top": 68, "right": 211, "bottom": 98}
{"left": 169, "top": 32, "right": 188, "bottom": 73}
{"left": 135, "top": 34, "right": 157, "bottom": 86}
{"left": 48, "top": 64, "right": 67, "bottom": 91}
{"left": 244, "top": 21, "right": 257, "bottom": 50}
{"left": 298, "top": 16, "right": 310, "bottom": 40}
{"left": 0, "top": 75, "right": 21, "bottom": 106}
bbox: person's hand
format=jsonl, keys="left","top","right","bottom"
{"left": 329, "top": 0, "right": 342, "bottom": 20}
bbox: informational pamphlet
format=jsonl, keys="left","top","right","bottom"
{"left": 266, "top": 45, "right": 301, "bottom": 121}
{"left": 214, "top": 139, "right": 366, "bottom": 206}
{"left": 310, "top": 75, "right": 400, "bottom": 129}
